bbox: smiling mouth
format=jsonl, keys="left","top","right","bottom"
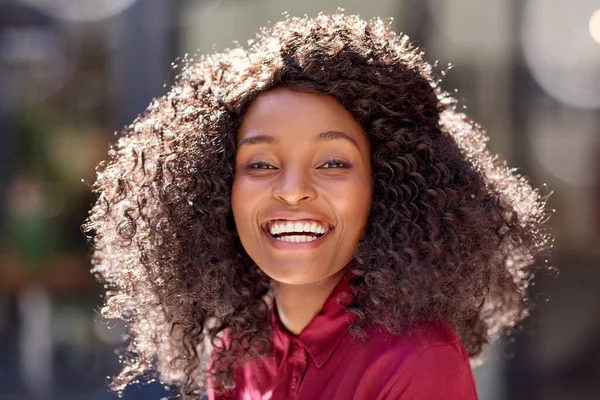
{"left": 260, "top": 222, "right": 334, "bottom": 243}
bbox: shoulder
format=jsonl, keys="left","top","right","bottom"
{"left": 353, "top": 315, "right": 465, "bottom": 367}
{"left": 351, "top": 316, "right": 478, "bottom": 399}
{"left": 403, "top": 314, "right": 466, "bottom": 351}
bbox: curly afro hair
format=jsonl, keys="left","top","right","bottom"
{"left": 83, "top": 13, "right": 554, "bottom": 399}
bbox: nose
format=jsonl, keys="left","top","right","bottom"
{"left": 272, "top": 167, "right": 317, "bottom": 205}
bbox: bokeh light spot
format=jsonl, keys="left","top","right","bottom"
{"left": 590, "top": 9, "right": 600, "bottom": 44}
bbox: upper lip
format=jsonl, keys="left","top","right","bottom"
{"left": 261, "top": 212, "right": 334, "bottom": 229}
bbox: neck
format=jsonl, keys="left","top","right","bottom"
{"left": 273, "top": 269, "right": 347, "bottom": 336}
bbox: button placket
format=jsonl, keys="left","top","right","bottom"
{"left": 289, "top": 341, "right": 308, "bottom": 394}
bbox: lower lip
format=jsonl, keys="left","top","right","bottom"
{"left": 262, "top": 225, "right": 333, "bottom": 250}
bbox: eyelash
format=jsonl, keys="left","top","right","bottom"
{"left": 320, "top": 159, "right": 352, "bottom": 169}
{"left": 244, "top": 158, "right": 352, "bottom": 170}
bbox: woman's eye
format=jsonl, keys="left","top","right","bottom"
{"left": 245, "top": 161, "right": 276, "bottom": 170}
{"left": 319, "top": 159, "right": 352, "bottom": 169}
{"left": 243, "top": 159, "right": 352, "bottom": 170}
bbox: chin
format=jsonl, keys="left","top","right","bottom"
{"left": 260, "top": 263, "right": 344, "bottom": 286}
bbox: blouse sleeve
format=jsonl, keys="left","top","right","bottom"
{"left": 384, "top": 344, "right": 479, "bottom": 400}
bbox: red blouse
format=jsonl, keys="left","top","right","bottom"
{"left": 208, "top": 272, "right": 479, "bottom": 399}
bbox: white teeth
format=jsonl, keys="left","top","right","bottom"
{"left": 267, "top": 219, "right": 330, "bottom": 236}
{"left": 275, "top": 235, "right": 318, "bottom": 243}
{"left": 285, "top": 221, "right": 294, "bottom": 232}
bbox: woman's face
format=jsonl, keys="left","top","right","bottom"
{"left": 232, "top": 87, "right": 373, "bottom": 285}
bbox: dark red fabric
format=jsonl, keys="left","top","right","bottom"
{"left": 208, "top": 272, "right": 479, "bottom": 399}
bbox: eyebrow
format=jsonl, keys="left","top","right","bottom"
{"left": 238, "top": 130, "right": 360, "bottom": 150}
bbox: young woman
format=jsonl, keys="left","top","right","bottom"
{"left": 83, "top": 14, "right": 553, "bottom": 400}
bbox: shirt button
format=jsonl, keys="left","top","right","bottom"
{"left": 291, "top": 344, "right": 305, "bottom": 359}
{"left": 291, "top": 376, "right": 298, "bottom": 390}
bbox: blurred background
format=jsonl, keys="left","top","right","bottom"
{"left": 0, "top": 0, "right": 599, "bottom": 399}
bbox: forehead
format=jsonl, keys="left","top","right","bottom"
{"left": 237, "top": 87, "right": 368, "bottom": 144}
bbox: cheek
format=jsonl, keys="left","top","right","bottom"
{"left": 231, "top": 176, "right": 266, "bottom": 231}
{"left": 327, "top": 177, "right": 373, "bottom": 225}
{"left": 231, "top": 177, "right": 251, "bottom": 221}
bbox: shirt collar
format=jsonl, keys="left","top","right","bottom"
{"left": 270, "top": 270, "right": 360, "bottom": 368}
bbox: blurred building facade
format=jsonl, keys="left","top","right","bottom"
{"left": 0, "top": 0, "right": 598, "bottom": 399}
